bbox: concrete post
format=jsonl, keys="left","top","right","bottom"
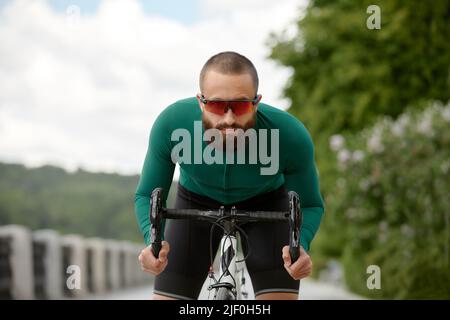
{"left": 61, "top": 234, "right": 87, "bottom": 298}
{"left": 120, "top": 241, "right": 136, "bottom": 287}
{"left": 33, "top": 229, "right": 63, "bottom": 299}
{"left": 104, "top": 240, "right": 121, "bottom": 291}
{"left": 84, "top": 238, "right": 106, "bottom": 294}
{"left": 0, "top": 225, "right": 34, "bottom": 299}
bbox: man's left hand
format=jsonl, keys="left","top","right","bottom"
{"left": 282, "top": 245, "right": 312, "bottom": 280}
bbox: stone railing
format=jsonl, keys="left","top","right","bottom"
{"left": 0, "top": 225, "right": 152, "bottom": 299}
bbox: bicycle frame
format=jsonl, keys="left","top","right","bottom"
{"left": 207, "top": 207, "right": 247, "bottom": 300}
{"left": 149, "top": 187, "right": 302, "bottom": 300}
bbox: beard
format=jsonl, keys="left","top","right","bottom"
{"left": 202, "top": 113, "right": 256, "bottom": 151}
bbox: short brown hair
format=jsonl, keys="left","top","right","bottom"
{"left": 199, "top": 51, "right": 259, "bottom": 94}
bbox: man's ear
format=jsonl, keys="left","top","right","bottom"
{"left": 196, "top": 94, "right": 205, "bottom": 112}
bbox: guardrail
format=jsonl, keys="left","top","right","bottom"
{"left": 0, "top": 225, "right": 152, "bottom": 299}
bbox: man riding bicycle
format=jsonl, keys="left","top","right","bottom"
{"left": 135, "top": 51, "right": 324, "bottom": 300}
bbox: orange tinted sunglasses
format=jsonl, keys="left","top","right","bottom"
{"left": 200, "top": 95, "right": 258, "bottom": 116}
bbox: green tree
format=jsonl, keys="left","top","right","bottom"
{"left": 270, "top": 0, "right": 450, "bottom": 140}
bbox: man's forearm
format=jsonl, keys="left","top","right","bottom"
{"left": 300, "top": 206, "right": 324, "bottom": 252}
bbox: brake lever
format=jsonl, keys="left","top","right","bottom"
{"left": 288, "top": 191, "right": 301, "bottom": 264}
{"left": 150, "top": 188, "right": 163, "bottom": 259}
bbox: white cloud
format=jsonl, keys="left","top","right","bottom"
{"left": 0, "top": 0, "right": 306, "bottom": 175}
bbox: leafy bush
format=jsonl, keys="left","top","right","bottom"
{"left": 324, "top": 102, "right": 450, "bottom": 299}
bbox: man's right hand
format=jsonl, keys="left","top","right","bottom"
{"left": 138, "top": 241, "right": 170, "bottom": 275}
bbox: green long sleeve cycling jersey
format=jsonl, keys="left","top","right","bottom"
{"left": 134, "top": 97, "right": 324, "bottom": 252}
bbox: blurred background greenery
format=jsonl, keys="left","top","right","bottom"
{"left": 269, "top": 0, "right": 450, "bottom": 299}
{"left": 1, "top": 0, "right": 449, "bottom": 299}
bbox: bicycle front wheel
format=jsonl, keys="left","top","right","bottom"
{"left": 215, "top": 287, "right": 234, "bottom": 300}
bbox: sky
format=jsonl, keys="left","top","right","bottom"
{"left": 0, "top": 0, "right": 307, "bottom": 175}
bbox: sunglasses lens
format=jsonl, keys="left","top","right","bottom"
{"left": 205, "top": 101, "right": 228, "bottom": 115}
{"left": 229, "top": 101, "right": 253, "bottom": 116}
{"left": 204, "top": 100, "right": 253, "bottom": 116}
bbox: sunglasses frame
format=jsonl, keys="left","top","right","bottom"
{"left": 200, "top": 95, "right": 259, "bottom": 105}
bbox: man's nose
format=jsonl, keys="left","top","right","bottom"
{"left": 222, "top": 108, "right": 236, "bottom": 126}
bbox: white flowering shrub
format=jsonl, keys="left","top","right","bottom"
{"left": 326, "top": 102, "right": 450, "bottom": 299}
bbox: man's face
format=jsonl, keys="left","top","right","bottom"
{"left": 197, "top": 70, "right": 261, "bottom": 146}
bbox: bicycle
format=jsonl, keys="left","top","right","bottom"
{"left": 149, "top": 187, "right": 303, "bottom": 300}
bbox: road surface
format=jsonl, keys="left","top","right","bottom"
{"left": 90, "top": 278, "right": 363, "bottom": 300}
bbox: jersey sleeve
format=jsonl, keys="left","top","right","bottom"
{"left": 283, "top": 117, "right": 325, "bottom": 252}
{"left": 134, "top": 110, "right": 175, "bottom": 246}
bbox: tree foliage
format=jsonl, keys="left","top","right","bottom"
{"left": 270, "top": 0, "right": 450, "bottom": 140}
